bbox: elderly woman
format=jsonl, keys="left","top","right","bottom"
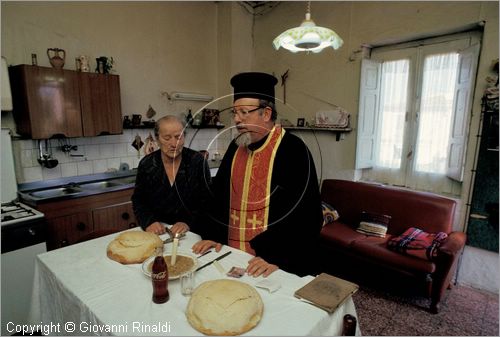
{"left": 132, "top": 115, "right": 211, "bottom": 235}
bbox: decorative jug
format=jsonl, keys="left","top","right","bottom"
{"left": 78, "top": 55, "right": 90, "bottom": 72}
{"left": 132, "top": 114, "right": 142, "bottom": 126}
{"left": 47, "top": 48, "right": 66, "bottom": 69}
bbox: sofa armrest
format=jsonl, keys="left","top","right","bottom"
{"left": 437, "top": 231, "right": 466, "bottom": 257}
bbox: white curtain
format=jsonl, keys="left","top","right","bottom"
{"left": 377, "top": 59, "right": 410, "bottom": 169}
{"left": 414, "top": 53, "right": 459, "bottom": 174}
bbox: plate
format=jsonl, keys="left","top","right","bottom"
{"left": 142, "top": 252, "right": 197, "bottom": 280}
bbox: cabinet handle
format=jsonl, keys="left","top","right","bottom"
{"left": 61, "top": 239, "right": 68, "bottom": 247}
{"left": 129, "top": 222, "right": 137, "bottom": 228}
{"left": 121, "top": 212, "right": 130, "bottom": 220}
{"left": 76, "top": 222, "right": 86, "bottom": 231}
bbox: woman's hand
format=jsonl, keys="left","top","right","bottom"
{"left": 246, "top": 256, "right": 278, "bottom": 277}
{"left": 145, "top": 222, "right": 166, "bottom": 235}
{"left": 192, "top": 240, "right": 222, "bottom": 254}
{"left": 170, "top": 222, "right": 189, "bottom": 235}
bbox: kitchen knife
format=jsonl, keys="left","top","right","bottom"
{"left": 197, "top": 250, "right": 212, "bottom": 259}
{"left": 163, "top": 232, "right": 185, "bottom": 244}
{"left": 196, "top": 251, "right": 232, "bottom": 272}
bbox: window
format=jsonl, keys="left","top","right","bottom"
{"left": 356, "top": 32, "right": 481, "bottom": 195}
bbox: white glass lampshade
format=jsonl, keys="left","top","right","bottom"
{"left": 273, "top": 7, "right": 343, "bottom": 53}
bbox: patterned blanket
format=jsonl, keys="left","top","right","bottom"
{"left": 388, "top": 227, "right": 448, "bottom": 261}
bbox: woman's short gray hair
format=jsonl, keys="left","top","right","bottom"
{"left": 154, "top": 115, "right": 186, "bottom": 138}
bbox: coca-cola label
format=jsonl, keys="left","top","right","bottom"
{"left": 152, "top": 271, "right": 167, "bottom": 280}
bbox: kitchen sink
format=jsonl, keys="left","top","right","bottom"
{"left": 28, "top": 187, "right": 83, "bottom": 199}
{"left": 112, "top": 176, "right": 136, "bottom": 185}
{"left": 79, "top": 181, "right": 124, "bottom": 190}
{"left": 20, "top": 173, "right": 137, "bottom": 201}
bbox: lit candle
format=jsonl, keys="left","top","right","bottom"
{"left": 171, "top": 237, "right": 179, "bottom": 266}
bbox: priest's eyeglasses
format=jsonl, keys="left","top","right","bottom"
{"left": 229, "top": 106, "right": 262, "bottom": 118}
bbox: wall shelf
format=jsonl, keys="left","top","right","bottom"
{"left": 123, "top": 124, "right": 225, "bottom": 130}
{"left": 284, "top": 126, "right": 352, "bottom": 141}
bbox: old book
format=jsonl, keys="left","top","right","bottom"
{"left": 294, "top": 273, "right": 359, "bottom": 313}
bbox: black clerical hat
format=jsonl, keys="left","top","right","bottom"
{"left": 230, "top": 72, "right": 278, "bottom": 104}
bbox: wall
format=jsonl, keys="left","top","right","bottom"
{"left": 11, "top": 128, "right": 221, "bottom": 183}
{"left": 1, "top": 1, "right": 231, "bottom": 182}
{"left": 252, "top": 1, "right": 499, "bottom": 292}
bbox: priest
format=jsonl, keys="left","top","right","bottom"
{"left": 193, "top": 72, "right": 323, "bottom": 277}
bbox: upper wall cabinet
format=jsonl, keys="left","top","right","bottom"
{"left": 79, "top": 72, "right": 122, "bottom": 136}
{"left": 9, "top": 65, "right": 122, "bottom": 139}
{"left": 9, "top": 65, "right": 82, "bottom": 139}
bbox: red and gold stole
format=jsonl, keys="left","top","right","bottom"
{"left": 228, "top": 126, "right": 285, "bottom": 255}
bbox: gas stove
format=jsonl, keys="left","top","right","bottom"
{"left": 1, "top": 201, "right": 44, "bottom": 226}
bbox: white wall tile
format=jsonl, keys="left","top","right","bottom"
{"left": 73, "top": 137, "right": 88, "bottom": 146}
{"left": 20, "top": 139, "right": 36, "bottom": 150}
{"left": 107, "top": 158, "right": 120, "bottom": 171}
{"left": 77, "top": 161, "right": 93, "bottom": 176}
{"left": 60, "top": 162, "right": 78, "bottom": 177}
{"left": 93, "top": 159, "right": 108, "bottom": 173}
{"left": 99, "top": 144, "right": 114, "bottom": 158}
{"left": 20, "top": 150, "right": 33, "bottom": 167}
{"left": 85, "top": 145, "right": 100, "bottom": 160}
{"left": 22, "top": 167, "right": 43, "bottom": 182}
{"left": 113, "top": 143, "right": 127, "bottom": 157}
{"left": 42, "top": 165, "right": 62, "bottom": 180}
{"left": 90, "top": 136, "right": 101, "bottom": 145}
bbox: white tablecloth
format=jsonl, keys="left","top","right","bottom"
{"left": 29, "top": 228, "right": 359, "bottom": 336}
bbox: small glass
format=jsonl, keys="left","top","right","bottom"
{"left": 180, "top": 270, "right": 195, "bottom": 296}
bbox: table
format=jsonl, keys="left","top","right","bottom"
{"left": 29, "top": 228, "right": 359, "bottom": 336}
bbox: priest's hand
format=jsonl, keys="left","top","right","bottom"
{"left": 171, "top": 222, "right": 189, "bottom": 235}
{"left": 246, "top": 256, "right": 278, "bottom": 277}
{"left": 145, "top": 222, "right": 166, "bottom": 235}
{"left": 192, "top": 240, "right": 222, "bottom": 254}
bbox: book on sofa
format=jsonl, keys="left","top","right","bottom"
{"left": 294, "top": 273, "right": 359, "bottom": 313}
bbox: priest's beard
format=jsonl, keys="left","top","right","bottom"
{"left": 235, "top": 131, "right": 252, "bottom": 147}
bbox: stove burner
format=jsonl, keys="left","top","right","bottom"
{"left": 1, "top": 201, "right": 44, "bottom": 226}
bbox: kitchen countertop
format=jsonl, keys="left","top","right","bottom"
{"left": 18, "top": 169, "right": 137, "bottom": 205}
{"left": 17, "top": 159, "right": 220, "bottom": 206}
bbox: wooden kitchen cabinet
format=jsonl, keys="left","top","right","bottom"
{"left": 9, "top": 65, "right": 122, "bottom": 139}
{"left": 79, "top": 72, "right": 122, "bottom": 136}
{"left": 93, "top": 201, "right": 137, "bottom": 231}
{"left": 35, "top": 189, "right": 137, "bottom": 251}
{"left": 46, "top": 211, "right": 93, "bottom": 249}
{"left": 9, "top": 65, "right": 83, "bottom": 139}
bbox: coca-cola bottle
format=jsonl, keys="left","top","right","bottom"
{"left": 342, "top": 314, "right": 357, "bottom": 336}
{"left": 151, "top": 248, "right": 169, "bottom": 304}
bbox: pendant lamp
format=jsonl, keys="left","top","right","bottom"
{"left": 273, "top": 1, "right": 343, "bottom": 53}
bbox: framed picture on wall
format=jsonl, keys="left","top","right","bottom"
{"left": 297, "top": 118, "right": 305, "bottom": 127}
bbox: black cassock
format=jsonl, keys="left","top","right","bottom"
{"left": 199, "top": 130, "right": 323, "bottom": 276}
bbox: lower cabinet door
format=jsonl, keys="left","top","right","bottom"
{"left": 92, "top": 201, "right": 138, "bottom": 232}
{"left": 46, "top": 212, "right": 93, "bottom": 250}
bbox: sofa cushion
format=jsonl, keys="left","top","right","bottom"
{"left": 356, "top": 211, "right": 391, "bottom": 237}
{"left": 387, "top": 227, "right": 448, "bottom": 261}
{"left": 350, "top": 236, "right": 436, "bottom": 274}
{"left": 322, "top": 201, "right": 340, "bottom": 227}
{"left": 320, "top": 222, "right": 365, "bottom": 248}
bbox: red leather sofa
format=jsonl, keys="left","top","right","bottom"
{"left": 319, "top": 179, "right": 466, "bottom": 313}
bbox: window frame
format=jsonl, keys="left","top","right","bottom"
{"left": 356, "top": 31, "right": 481, "bottom": 195}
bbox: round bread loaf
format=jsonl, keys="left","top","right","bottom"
{"left": 107, "top": 231, "right": 163, "bottom": 264}
{"left": 186, "top": 279, "right": 263, "bottom": 336}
